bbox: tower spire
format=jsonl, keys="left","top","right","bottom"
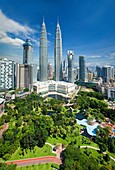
{"left": 42, "top": 16, "right": 45, "bottom": 26}
{"left": 57, "top": 17, "right": 60, "bottom": 27}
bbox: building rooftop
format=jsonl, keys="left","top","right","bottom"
{"left": 23, "top": 39, "right": 33, "bottom": 47}
{"left": 33, "top": 80, "right": 75, "bottom": 86}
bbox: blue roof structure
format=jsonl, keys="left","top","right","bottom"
{"left": 23, "top": 39, "right": 33, "bottom": 47}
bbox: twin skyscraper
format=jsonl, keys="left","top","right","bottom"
{"left": 39, "top": 20, "right": 62, "bottom": 82}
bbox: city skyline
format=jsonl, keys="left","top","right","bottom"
{"left": 0, "top": 0, "right": 115, "bottom": 67}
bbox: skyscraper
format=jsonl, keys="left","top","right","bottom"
{"left": 96, "top": 66, "right": 102, "bottom": 77}
{"left": 68, "top": 51, "right": 74, "bottom": 83}
{"left": 102, "top": 65, "right": 114, "bottom": 83}
{"left": 0, "top": 58, "right": 14, "bottom": 91}
{"left": 63, "top": 59, "right": 66, "bottom": 72}
{"left": 23, "top": 39, "right": 33, "bottom": 64}
{"left": 48, "top": 62, "right": 53, "bottom": 80}
{"left": 79, "top": 56, "right": 85, "bottom": 82}
{"left": 16, "top": 64, "right": 33, "bottom": 89}
{"left": 54, "top": 21, "right": 62, "bottom": 81}
{"left": 39, "top": 20, "right": 48, "bottom": 81}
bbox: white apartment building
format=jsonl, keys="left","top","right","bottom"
{"left": 0, "top": 58, "right": 14, "bottom": 91}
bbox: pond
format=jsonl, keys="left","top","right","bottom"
{"left": 76, "top": 118, "right": 99, "bottom": 136}
{"left": 76, "top": 113, "right": 85, "bottom": 120}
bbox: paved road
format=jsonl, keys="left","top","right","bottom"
{"left": 6, "top": 156, "right": 62, "bottom": 167}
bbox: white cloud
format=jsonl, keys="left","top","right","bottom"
{"left": 0, "top": 10, "right": 35, "bottom": 35}
{"left": 88, "top": 55, "right": 102, "bottom": 59}
{"left": 109, "top": 52, "right": 115, "bottom": 58}
{"left": 0, "top": 37, "right": 25, "bottom": 46}
{"left": 0, "top": 10, "right": 36, "bottom": 46}
{"left": 0, "top": 55, "right": 22, "bottom": 64}
{"left": 47, "top": 32, "right": 52, "bottom": 36}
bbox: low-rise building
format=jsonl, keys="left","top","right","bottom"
{"left": 31, "top": 80, "right": 76, "bottom": 96}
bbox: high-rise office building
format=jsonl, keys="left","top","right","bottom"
{"left": 23, "top": 39, "right": 33, "bottom": 64}
{"left": 68, "top": 51, "right": 74, "bottom": 83}
{"left": 48, "top": 62, "right": 53, "bottom": 80}
{"left": 79, "top": 56, "right": 85, "bottom": 82}
{"left": 54, "top": 22, "right": 62, "bottom": 81}
{"left": 63, "top": 59, "right": 66, "bottom": 72}
{"left": 39, "top": 20, "right": 48, "bottom": 81}
{"left": 0, "top": 58, "right": 14, "bottom": 91}
{"left": 76, "top": 67, "right": 79, "bottom": 80}
{"left": 16, "top": 38, "right": 36, "bottom": 89}
{"left": 96, "top": 66, "right": 102, "bottom": 78}
{"left": 102, "top": 65, "right": 114, "bottom": 83}
{"left": 16, "top": 64, "right": 33, "bottom": 89}
{"left": 23, "top": 39, "right": 37, "bottom": 83}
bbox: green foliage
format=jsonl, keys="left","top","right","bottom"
{"left": 59, "top": 144, "right": 113, "bottom": 170}
{"left": 79, "top": 91, "right": 104, "bottom": 100}
{"left": 0, "top": 162, "right": 17, "bottom": 170}
{"left": 108, "top": 138, "right": 115, "bottom": 153}
{"left": 1, "top": 91, "right": 114, "bottom": 168}
{"left": 3, "top": 153, "right": 11, "bottom": 160}
{"left": 23, "top": 88, "right": 29, "bottom": 92}
{"left": 94, "top": 126, "right": 113, "bottom": 152}
{"left": 0, "top": 117, "right": 4, "bottom": 126}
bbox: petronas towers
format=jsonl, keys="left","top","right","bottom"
{"left": 39, "top": 20, "right": 62, "bottom": 81}
{"left": 54, "top": 22, "right": 62, "bottom": 81}
{"left": 39, "top": 20, "right": 48, "bottom": 81}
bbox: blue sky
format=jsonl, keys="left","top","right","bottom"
{"left": 0, "top": 0, "right": 115, "bottom": 67}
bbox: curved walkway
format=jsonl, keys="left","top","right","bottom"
{"left": 45, "top": 142, "right": 63, "bottom": 158}
{"left": 45, "top": 143, "right": 115, "bottom": 162}
{"left": 80, "top": 145, "right": 115, "bottom": 161}
{"left": 80, "top": 145, "right": 100, "bottom": 150}
{"left": 45, "top": 142, "right": 54, "bottom": 148}
{"left": 6, "top": 156, "right": 62, "bottom": 167}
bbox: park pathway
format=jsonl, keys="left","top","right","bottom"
{"left": 45, "top": 142, "right": 63, "bottom": 158}
{"left": 80, "top": 145, "right": 115, "bottom": 161}
{"left": 6, "top": 156, "right": 62, "bottom": 167}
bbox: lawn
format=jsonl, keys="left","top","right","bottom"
{"left": 81, "top": 87, "right": 94, "bottom": 92}
{"left": 47, "top": 135, "right": 99, "bottom": 148}
{"left": 10, "top": 144, "right": 56, "bottom": 161}
{"left": 16, "top": 163, "right": 59, "bottom": 170}
{"left": 107, "top": 151, "right": 115, "bottom": 159}
{"left": 80, "top": 148, "right": 115, "bottom": 166}
{"left": 47, "top": 136, "right": 68, "bottom": 145}
{"left": 80, "top": 148, "right": 100, "bottom": 157}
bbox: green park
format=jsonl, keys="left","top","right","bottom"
{"left": 0, "top": 87, "right": 115, "bottom": 170}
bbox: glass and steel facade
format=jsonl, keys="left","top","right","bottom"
{"left": 79, "top": 56, "right": 85, "bottom": 82}
{"left": 54, "top": 22, "right": 62, "bottom": 81}
{"left": 68, "top": 51, "right": 74, "bottom": 83}
{"left": 23, "top": 39, "right": 33, "bottom": 65}
{"left": 39, "top": 21, "right": 48, "bottom": 81}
